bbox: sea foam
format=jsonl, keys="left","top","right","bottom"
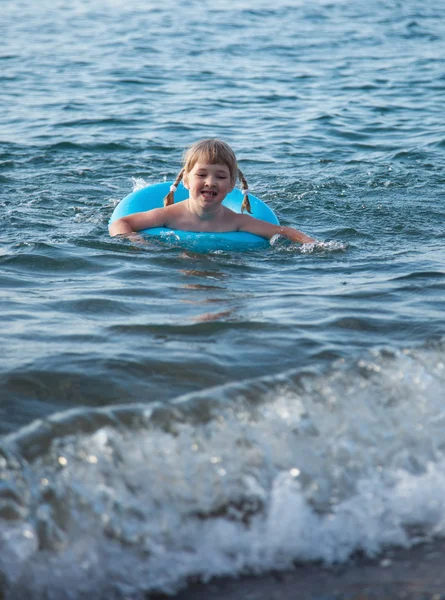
{"left": 1, "top": 343, "right": 445, "bottom": 597}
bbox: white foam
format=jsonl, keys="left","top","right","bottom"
{"left": 131, "top": 177, "right": 149, "bottom": 192}
{"left": 269, "top": 236, "right": 347, "bottom": 252}
{"left": 1, "top": 344, "right": 445, "bottom": 597}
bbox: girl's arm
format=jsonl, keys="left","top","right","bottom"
{"left": 236, "top": 214, "right": 316, "bottom": 244}
{"left": 109, "top": 208, "right": 167, "bottom": 237}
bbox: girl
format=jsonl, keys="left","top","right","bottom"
{"left": 109, "top": 139, "right": 316, "bottom": 244}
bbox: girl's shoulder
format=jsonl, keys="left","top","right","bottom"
{"left": 163, "top": 200, "right": 189, "bottom": 214}
{"left": 229, "top": 210, "right": 256, "bottom": 223}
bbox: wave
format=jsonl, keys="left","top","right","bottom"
{"left": 1, "top": 341, "right": 445, "bottom": 598}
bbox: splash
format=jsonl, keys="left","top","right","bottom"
{"left": 270, "top": 235, "right": 347, "bottom": 252}
{"left": 131, "top": 177, "right": 149, "bottom": 192}
{"left": 1, "top": 343, "right": 445, "bottom": 598}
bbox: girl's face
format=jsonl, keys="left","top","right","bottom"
{"left": 183, "top": 161, "right": 233, "bottom": 207}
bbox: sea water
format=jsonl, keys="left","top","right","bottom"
{"left": 1, "top": 0, "right": 445, "bottom": 597}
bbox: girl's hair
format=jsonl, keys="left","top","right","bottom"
{"left": 163, "top": 139, "right": 252, "bottom": 214}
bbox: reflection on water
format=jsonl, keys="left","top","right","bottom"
{"left": 180, "top": 268, "right": 237, "bottom": 322}
{"left": 180, "top": 269, "right": 228, "bottom": 281}
{"left": 193, "top": 309, "right": 234, "bottom": 323}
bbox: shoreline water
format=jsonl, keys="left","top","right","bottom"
{"left": 171, "top": 540, "right": 445, "bottom": 600}
{"left": 2, "top": 540, "right": 444, "bottom": 599}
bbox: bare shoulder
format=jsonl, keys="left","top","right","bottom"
{"left": 131, "top": 203, "right": 186, "bottom": 229}
{"left": 160, "top": 202, "right": 185, "bottom": 216}
{"left": 229, "top": 211, "right": 258, "bottom": 228}
{"left": 160, "top": 201, "right": 188, "bottom": 221}
{"left": 234, "top": 212, "right": 258, "bottom": 224}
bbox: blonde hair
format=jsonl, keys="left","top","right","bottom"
{"left": 163, "top": 139, "right": 252, "bottom": 214}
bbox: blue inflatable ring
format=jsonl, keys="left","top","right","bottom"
{"left": 109, "top": 181, "right": 280, "bottom": 252}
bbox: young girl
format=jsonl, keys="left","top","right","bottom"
{"left": 109, "top": 139, "right": 316, "bottom": 244}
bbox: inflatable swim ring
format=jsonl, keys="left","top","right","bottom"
{"left": 109, "top": 181, "right": 280, "bottom": 252}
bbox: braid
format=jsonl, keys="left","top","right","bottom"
{"left": 238, "top": 168, "right": 252, "bottom": 214}
{"left": 163, "top": 168, "right": 185, "bottom": 206}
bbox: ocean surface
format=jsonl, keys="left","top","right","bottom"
{"left": 1, "top": 0, "right": 445, "bottom": 597}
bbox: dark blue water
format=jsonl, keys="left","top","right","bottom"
{"left": 1, "top": 0, "right": 445, "bottom": 597}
